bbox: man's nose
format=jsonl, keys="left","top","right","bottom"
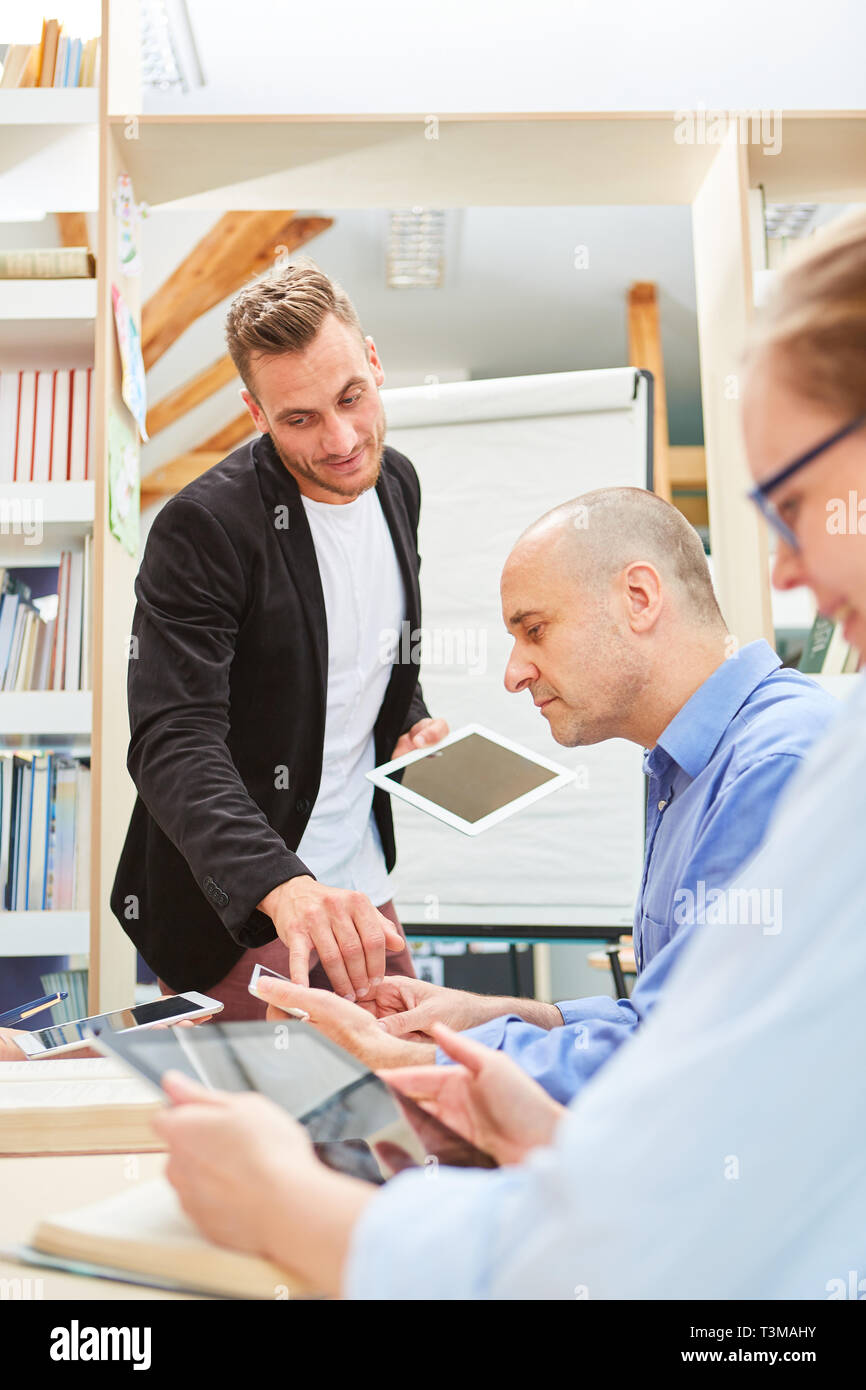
{"left": 320, "top": 413, "right": 358, "bottom": 458}
{"left": 504, "top": 649, "right": 537, "bottom": 694}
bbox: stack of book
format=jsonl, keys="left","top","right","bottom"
{"left": 799, "top": 614, "right": 861, "bottom": 676}
{"left": 0, "top": 368, "right": 93, "bottom": 482}
{"left": 0, "top": 753, "right": 91, "bottom": 911}
{"left": 0, "top": 20, "right": 100, "bottom": 88}
{"left": 0, "top": 553, "right": 92, "bottom": 692}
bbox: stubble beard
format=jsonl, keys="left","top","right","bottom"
{"left": 270, "top": 405, "right": 388, "bottom": 501}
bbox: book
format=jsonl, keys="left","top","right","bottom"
{"left": 17, "top": 44, "right": 42, "bottom": 89}
{"left": 799, "top": 614, "right": 836, "bottom": 673}
{"left": 50, "top": 368, "right": 70, "bottom": 480}
{"left": 0, "top": 371, "right": 19, "bottom": 481}
{"left": 0, "top": 1058, "right": 163, "bottom": 1155}
{"left": 0, "top": 45, "right": 32, "bottom": 90}
{"left": 68, "top": 367, "right": 91, "bottom": 479}
{"left": 31, "top": 370, "right": 54, "bottom": 483}
{"left": 29, "top": 1179, "right": 303, "bottom": 1297}
{"left": 14, "top": 371, "right": 36, "bottom": 481}
{"left": 0, "top": 249, "right": 95, "bottom": 279}
{"left": 38, "top": 20, "right": 61, "bottom": 88}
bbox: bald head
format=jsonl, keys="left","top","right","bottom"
{"left": 508, "top": 487, "right": 724, "bottom": 631}
{"left": 501, "top": 488, "right": 728, "bottom": 749}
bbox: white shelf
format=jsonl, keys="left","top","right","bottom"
{"left": 0, "top": 101, "right": 98, "bottom": 214}
{"left": 0, "top": 910, "right": 89, "bottom": 956}
{"left": 0, "top": 279, "right": 96, "bottom": 358}
{"left": 0, "top": 90, "right": 98, "bottom": 125}
{"left": 0, "top": 482, "right": 94, "bottom": 551}
{"left": 0, "top": 691, "right": 92, "bottom": 738}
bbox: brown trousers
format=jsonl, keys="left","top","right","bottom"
{"left": 158, "top": 899, "right": 415, "bottom": 1022}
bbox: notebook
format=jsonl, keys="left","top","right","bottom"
{"left": 27, "top": 1178, "right": 304, "bottom": 1300}
{"left": 0, "top": 1057, "right": 162, "bottom": 1154}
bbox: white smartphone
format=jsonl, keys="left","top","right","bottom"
{"left": 14, "top": 991, "right": 223, "bottom": 1059}
{"left": 247, "top": 963, "right": 309, "bottom": 1019}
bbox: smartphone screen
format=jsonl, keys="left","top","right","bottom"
{"left": 25, "top": 995, "right": 207, "bottom": 1053}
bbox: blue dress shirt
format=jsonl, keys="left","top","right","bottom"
{"left": 452, "top": 641, "right": 838, "bottom": 1102}
{"left": 345, "top": 674, "right": 866, "bottom": 1300}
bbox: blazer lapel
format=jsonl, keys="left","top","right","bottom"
{"left": 376, "top": 457, "right": 421, "bottom": 631}
{"left": 252, "top": 434, "right": 328, "bottom": 708}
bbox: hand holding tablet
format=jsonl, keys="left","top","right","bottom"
{"left": 367, "top": 723, "right": 575, "bottom": 835}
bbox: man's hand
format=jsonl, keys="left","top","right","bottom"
{"left": 258, "top": 878, "right": 406, "bottom": 1001}
{"left": 369, "top": 976, "right": 528, "bottom": 1041}
{"left": 155, "top": 1071, "right": 316, "bottom": 1260}
{"left": 0, "top": 1028, "right": 28, "bottom": 1061}
{"left": 380, "top": 1022, "right": 566, "bottom": 1167}
{"left": 390, "top": 716, "right": 449, "bottom": 762}
{"left": 367, "top": 975, "right": 564, "bottom": 1040}
{"left": 255, "top": 975, "right": 435, "bottom": 1070}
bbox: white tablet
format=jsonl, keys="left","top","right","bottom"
{"left": 366, "top": 723, "right": 575, "bottom": 835}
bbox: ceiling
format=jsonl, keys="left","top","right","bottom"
{"left": 141, "top": 202, "right": 704, "bottom": 477}
{"left": 141, "top": 0, "right": 866, "bottom": 115}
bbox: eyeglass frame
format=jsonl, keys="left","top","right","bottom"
{"left": 747, "top": 413, "right": 866, "bottom": 550}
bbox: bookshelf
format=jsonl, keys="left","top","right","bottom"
{"left": 0, "top": 1, "right": 138, "bottom": 1012}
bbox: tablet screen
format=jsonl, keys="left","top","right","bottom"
{"left": 383, "top": 730, "right": 558, "bottom": 823}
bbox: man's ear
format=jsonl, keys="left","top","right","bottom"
{"left": 241, "top": 388, "right": 268, "bottom": 435}
{"left": 365, "top": 335, "right": 385, "bottom": 388}
{"left": 623, "top": 562, "right": 664, "bottom": 633}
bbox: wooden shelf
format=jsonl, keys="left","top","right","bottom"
{"left": 0, "top": 691, "right": 92, "bottom": 739}
{"left": 0, "top": 911, "right": 89, "bottom": 956}
{"left": 110, "top": 114, "right": 719, "bottom": 209}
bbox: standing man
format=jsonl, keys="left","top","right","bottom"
{"left": 111, "top": 260, "right": 447, "bottom": 1018}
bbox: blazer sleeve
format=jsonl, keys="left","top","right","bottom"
{"left": 126, "top": 495, "right": 311, "bottom": 944}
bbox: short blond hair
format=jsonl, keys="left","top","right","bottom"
{"left": 225, "top": 257, "right": 364, "bottom": 395}
{"left": 746, "top": 208, "right": 866, "bottom": 415}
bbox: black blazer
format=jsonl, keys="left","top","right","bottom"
{"left": 111, "top": 435, "right": 429, "bottom": 992}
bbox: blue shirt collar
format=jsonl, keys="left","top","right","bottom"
{"left": 646, "top": 640, "right": 782, "bottom": 782}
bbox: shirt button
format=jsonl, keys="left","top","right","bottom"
{"left": 658, "top": 799, "right": 667, "bottom": 810}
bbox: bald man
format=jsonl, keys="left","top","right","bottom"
{"left": 258, "top": 487, "right": 838, "bottom": 1103}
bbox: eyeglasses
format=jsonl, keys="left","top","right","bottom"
{"left": 748, "top": 414, "right": 866, "bottom": 550}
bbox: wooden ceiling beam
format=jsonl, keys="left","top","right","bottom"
{"left": 55, "top": 212, "right": 90, "bottom": 247}
{"left": 140, "top": 414, "right": 258, "bottom": 503}
{"left": 627, "top": 281, "right": 672, "bottom": 503}
{"left": 140, "top": 452, "right": 225, "bottom": 503}
{"left": 146, "top": 354, "right": 239, "bottom": 437}
{"left": 141, "top": 211, "right": 333, "bottom": 370}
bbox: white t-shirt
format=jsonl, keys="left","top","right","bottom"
{"left": 296, "top": 488, "right": 406, "bottom": 906}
